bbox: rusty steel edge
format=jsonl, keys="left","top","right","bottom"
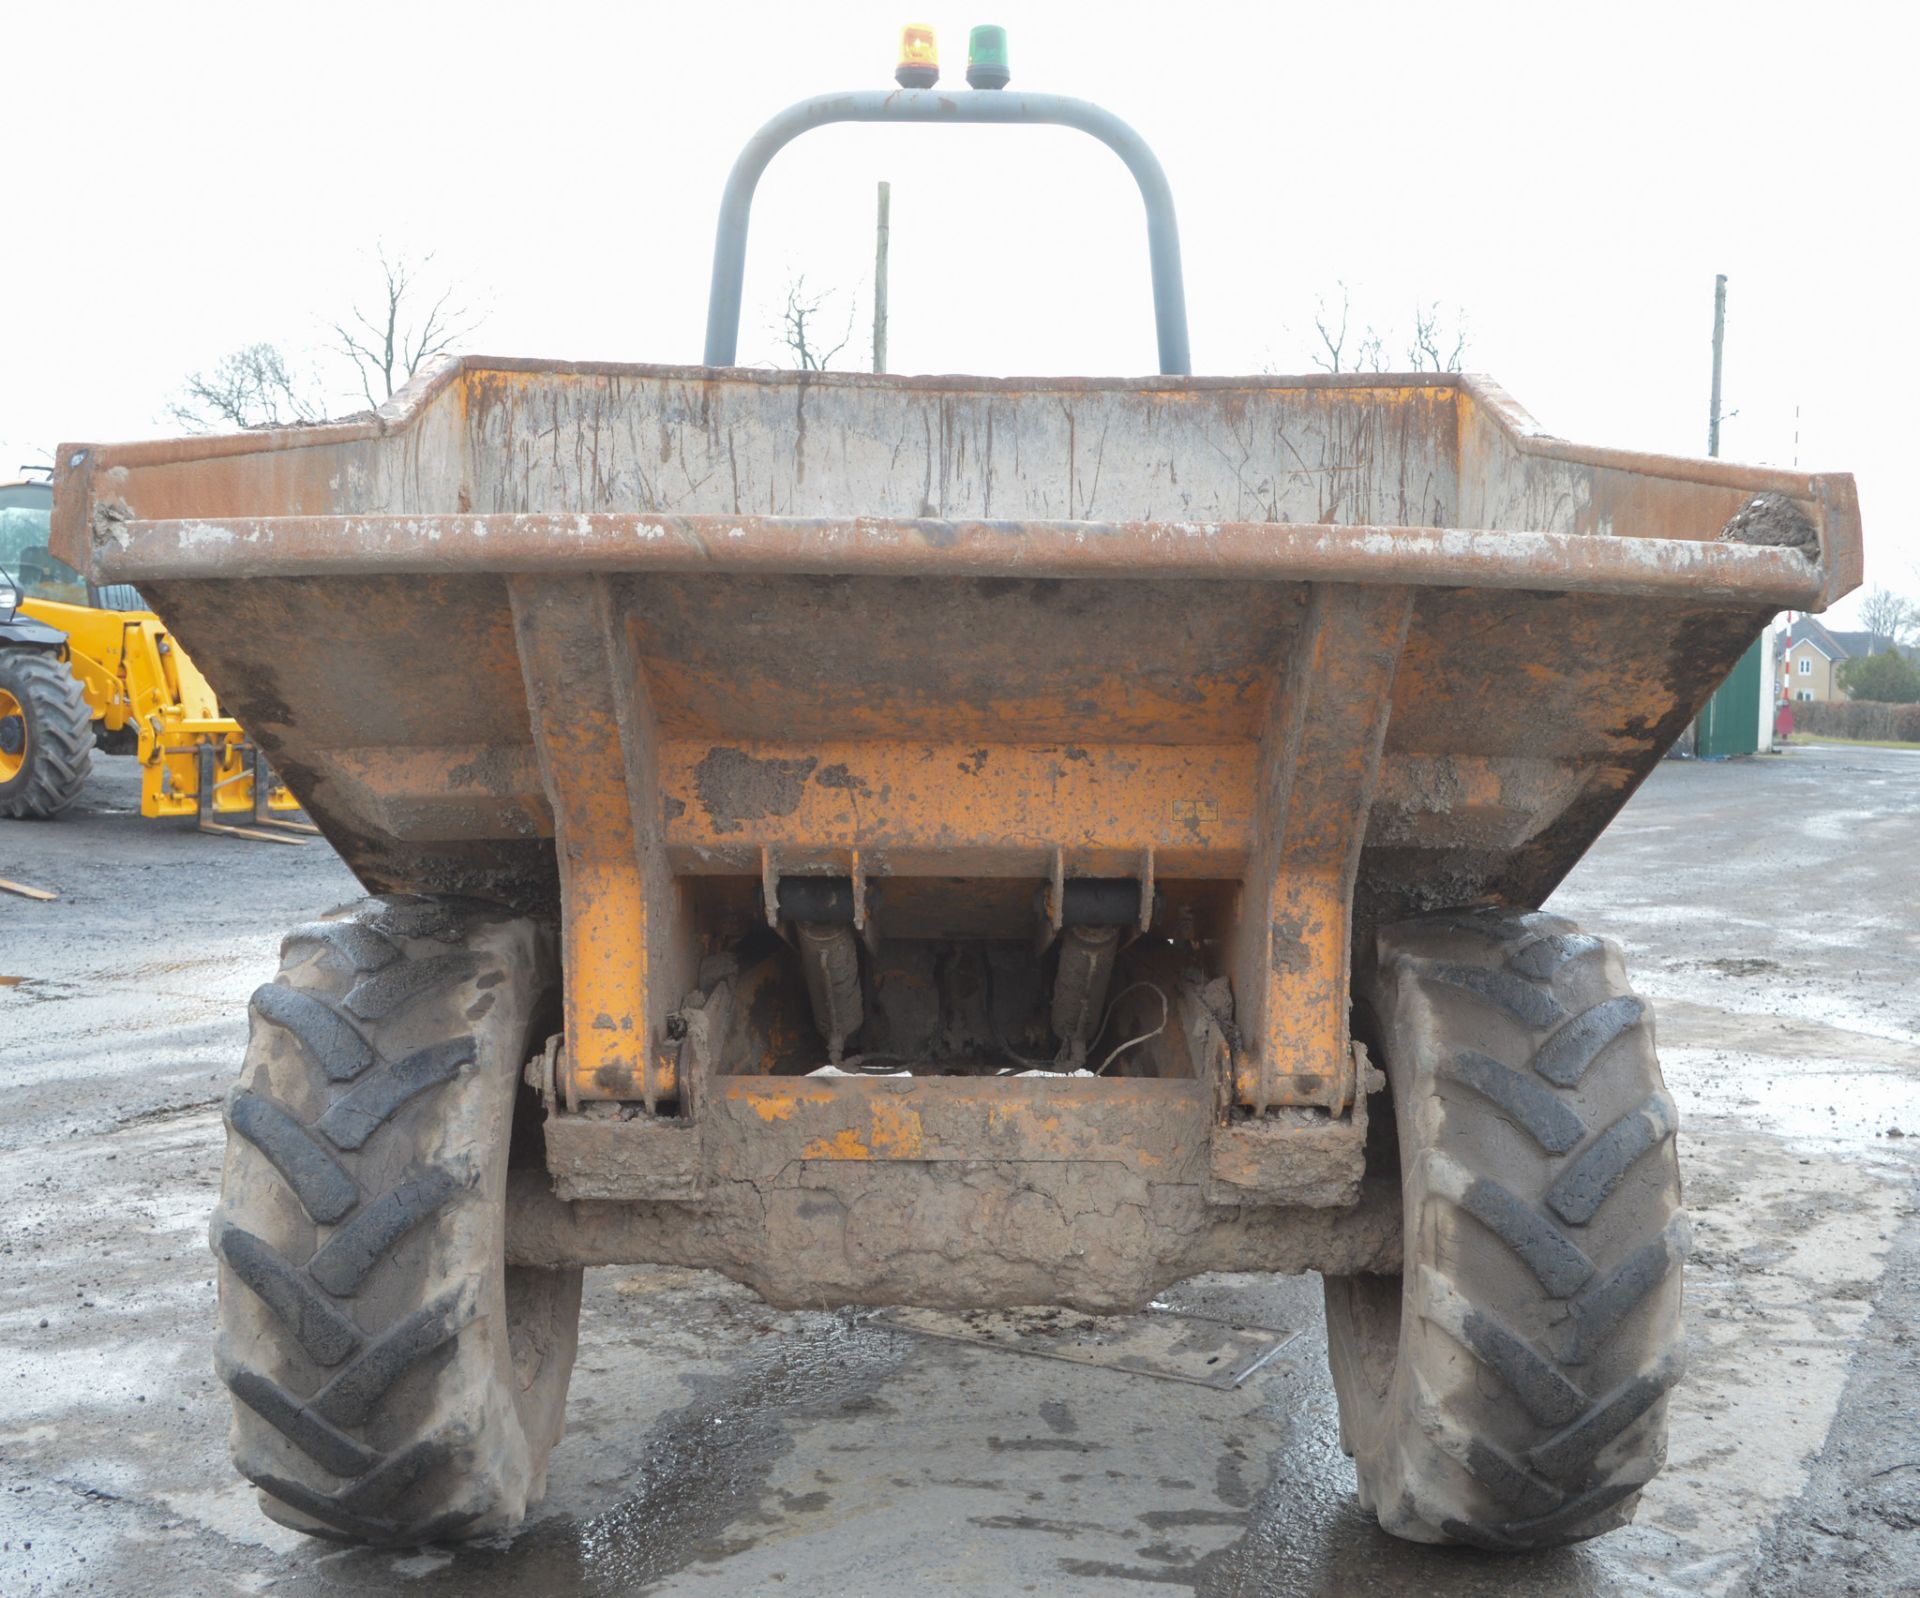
{"left": 94, "top": 510, "right": 1827, "bottom": 606}
{"left": 52, "top": 360, "right": 1864, "bottom": 607}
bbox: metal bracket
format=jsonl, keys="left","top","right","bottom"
{"left": 251, "top": 745, "right": 319, "bottom": 834}
{"left": 193, "top": 742, "right": 306, "bottom": 844}
{"left": 522, "top": 1032, "right": 577, "bottom": 1116}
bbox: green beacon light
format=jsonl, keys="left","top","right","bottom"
{"left": 966, "top": 25, "right": 1010, "bottom": 90}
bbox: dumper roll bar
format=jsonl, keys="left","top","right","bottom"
{"left": 703, "top": 89, "right": 1191, "bottom": 375}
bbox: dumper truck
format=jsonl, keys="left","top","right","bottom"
{"left": 51, "top": 75, "right": 1861, "bottom": 1554}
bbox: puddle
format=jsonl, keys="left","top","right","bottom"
{"left": 876, "top": 1304, "right": 1299, "bottom": 1389}
{"left": 291, "top": 1307, "right": 915, "bottom": 1596}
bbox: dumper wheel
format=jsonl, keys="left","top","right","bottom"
{"left": 1323, "top": 907, "right": 1687, "bottom": 1549}
{"left": 0, "top": 649, "right": 93, "bottom": 818}
{"left": 210, "top": 895, "right": 582, "bottom": 1546}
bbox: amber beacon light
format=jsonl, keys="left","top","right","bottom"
{"left": 895, "top": 23, "right": 939, "bottom": 88}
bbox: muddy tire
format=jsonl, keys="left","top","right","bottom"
{"left": 1323, "top": 907, "right": 1687, "bottom": 1549}
{"left": 0, "top": 648, "right": 93, "bottom": 818}
{"left": 210, "top": 894, "right": 582, "bottom": 1546}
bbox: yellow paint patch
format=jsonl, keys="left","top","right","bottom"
{"left": 802, "top": 1128, "right": 871, "bottom": 1160}
{"left": 867, "top": 1100, "right": 924, "bottom": 1159}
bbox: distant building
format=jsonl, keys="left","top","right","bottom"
{"left": 1776, "top": 617, "right": 1920, "bottom": 702}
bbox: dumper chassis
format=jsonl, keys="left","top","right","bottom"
{"left": 54, "top": 83, "right": 1859, "bottom": 1552}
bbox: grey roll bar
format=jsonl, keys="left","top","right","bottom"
{"left": 703, "top": 89, "right": 1191, "bottom": 376}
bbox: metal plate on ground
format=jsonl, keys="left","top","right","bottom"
{"left": 872, "top": 1305, "right": 1299, "bottom": 1389}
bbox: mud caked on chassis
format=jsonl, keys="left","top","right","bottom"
{"left": 51, "top": 78, "right": 1861, "bottom": 1553}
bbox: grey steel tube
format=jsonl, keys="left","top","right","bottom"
{"left": 1050, "top": 924, "right": 1120, "bottom": 1070}
{"left": 704, "top": 89, "right": 1190, "bottom": 376}
{"left": 797, "top": 921, "right": 865, "bottom": 1065}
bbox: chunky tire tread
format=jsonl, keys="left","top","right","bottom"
{"left": 249, "top": 984, "right": 375, "bottom": 1082}
{"left": 306, "top": 1167, "right": 463, "bottom": 1296}
{"left": 212, "top": 1222, "right": 363, "bottom": 1367}
{"left": 1536, "top": 996, "right": 1646, "bottom": 1088}
{"left": 227, "top": 1093, "right": 359, "bottom": 1223}
{"left": 244, "top": 1439, "right": 465, "bottom": 1542}
{"left": 1560, "top": 1215, "right": 1690, "bottom": 1365}
{"left": 311, "top": 1292, "right": 474, "bottom": 1427}
{"left": 223, "top": 1365, "right": 380, "bottom": 1477}
{"left": 1325, "top": 906, "right": 1687, "bottom": 1550}
{"left": 281, "top": 919, "right": 400, "bottom": 974}
{"left": 343, "top": 952, "right": 481, "bottom": 1023}
{"left": 1417, "top": 1267, "right": 1586, "bottom": 1427}
{"left": 316, "top": 1042, "right": 474, "bottom": 1151}
{"left": 1545, "top": 1092, "right": 1678, "bottom": 1226}
{"left": 1528, "top": 1352, "right": 1684, "bottom": 1480}
{"left": 1419, "top": 1156, "right": 1595, "bottom": 1298}
{"left": 1508, "top": 933, "right": 1605, "bottom": 981}
{"left": 1441, "top": 1049, "right": 1585, "bottom": 1154}
{"left": 213, "top": 896, "right": 578, "bottom": 1547}
{"left": 1419, "top": 961, "right": 1568, "bottom": 1030}
{"left": 0, "top": 650, "right": 94, "bottom": 819}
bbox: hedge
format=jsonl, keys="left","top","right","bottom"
{"left": 1793, "top": 699, "right": 1920, "bottom": 742}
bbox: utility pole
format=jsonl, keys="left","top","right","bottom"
{"left": 872, "top": 180, "right": 890, "bottom": 374}
{"left": 1707, "top": 273, "right": 1726, "bottom": 457}
{"left": 1696, "top": 272, "right": 1735, "bottom": 757}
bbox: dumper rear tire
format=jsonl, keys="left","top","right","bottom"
{"left": 0, "top": 649, "right": 93, "bottom": 818}
{"left": 210, "top": 894, "right": 581, "bottom": 1546}
{"left": 1323, "top": 907, "right": 1687, "bottom": 1549}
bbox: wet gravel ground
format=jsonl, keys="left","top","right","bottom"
{"left": 2, "top": 745, "right": 1917, "bottom": 1597}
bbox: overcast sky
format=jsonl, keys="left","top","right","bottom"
{"left": 9, "top": 1, "right": 1914, "bottom": 619}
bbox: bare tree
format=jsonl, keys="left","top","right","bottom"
{"left": 777, "top": 275, "right": 856, "bottom": 371}
{"left": 1352, "top": 325, "right": 1386, "bottom": 373}
{"left": 1859, "top": 586, "right": 1917, "bottom": 654}
{"left": 1311, "top": 283, "right": 1353, "bottom": 373}
{"left": 1311, "top": 284, "right": 1436, "bottom": 374}
{"left": 334, "top": 247, "right": 474, "bottom": 407}
{"left": 1407, "top": 301, "right": 1469, "bottom": 372}
{"left": 167, "top": 343, "right": 323, "bottom": 433}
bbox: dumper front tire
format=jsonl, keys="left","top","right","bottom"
{"left": 0, "top": 649, "right": 93, "bottom": 818}
{"left": 211, "top": 895, "right": 581, "bottom": 1546}
{"left": 1323, "top": 908, "right": 1687, "bottom": 1549}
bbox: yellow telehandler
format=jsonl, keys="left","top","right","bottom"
{"left": 0, "top": 473, "right": 309, "bottom": 839}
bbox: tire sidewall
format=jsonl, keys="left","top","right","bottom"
{"left": 0, "top": 649, "right": 92, "bottom": 816}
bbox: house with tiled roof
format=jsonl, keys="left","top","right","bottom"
{"left": 1775, "top": 617, "right": 1920, "bottom": 702}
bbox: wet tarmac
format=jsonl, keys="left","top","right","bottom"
{"left": 2, "top": 745, "right": 1917, "bottom": 1596}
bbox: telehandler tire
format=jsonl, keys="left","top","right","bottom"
{"left": 1323, "top": 907, "right": 1687, "bottom": 1549}
{"left": 210, "top": 894, "right": 582, "bottom": 1546}
{"left": 0, "top": 649, "right": 93, "bottom": 818}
